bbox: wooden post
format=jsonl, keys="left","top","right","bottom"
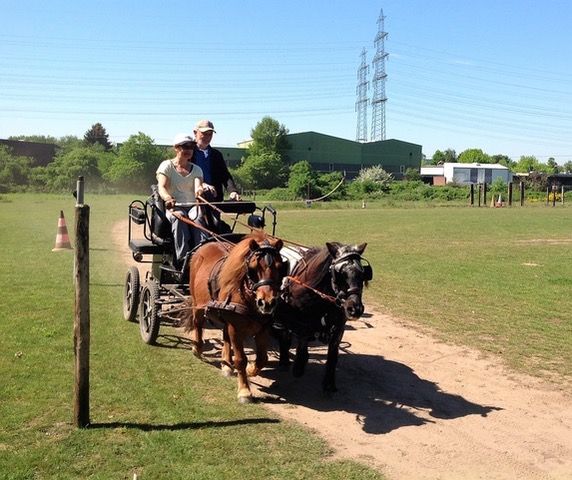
{"left": 483, "top": 183, "right": 488, "bottom": 207}
{"left": 520, "top": 181, "right": 525, "bottom": 206}
{"left": 562, "top": 186, "right": 565, "bottom": 205}
{"left": 470, "top": 183, "right": 474, "bottom": 205}
{"left": 74, "top": 177, "right": 90, "bottom": 428}
{"left": 508, "top": 182, "right": 513, "bottom": 206}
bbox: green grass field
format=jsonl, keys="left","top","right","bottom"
{"left": 1, "top": 193, "right": 571, "bottom": 478}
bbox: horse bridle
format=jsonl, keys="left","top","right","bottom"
{"left": 244, "top": 245, "right": 284, "bottom": 294}
{"left": 329, "top": 252, "right": 372, "bottom": 305}
{"left": 285, "top": 251, "right": 372, "bottom": 307}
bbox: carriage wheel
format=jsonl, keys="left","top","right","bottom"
{"left": 139, "top": 278, "right": 161, "bottom": 345}
{"left": 122, "top": 266, "right": 140, "bottom": 322}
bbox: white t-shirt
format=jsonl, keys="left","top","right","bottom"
{"left": 156, "top": 159, "right": 203, "bottom": 204}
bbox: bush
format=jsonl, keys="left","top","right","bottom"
{"left": 264, "top": 187, "right": 298, "bottom": 201}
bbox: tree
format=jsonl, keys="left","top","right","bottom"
{"left": 235, "top": 152, "right": 288, "bottom": 190}
{"left": 84, "top": 123, "right": 113, "bottom": 151}
{"left": 42, "top": 145, "right": 107, "bottom": 192}
{"left": 8, "top": 134, "right": 58, "bottom": 144}
{"left": 315, "top": 171, "right": 345, "bottom": 200}
{"left": 58, "top": 135, "right": 84, "bottom": 155}
{"left": 546, "top": 157, "right": 558, "bottom": 174}
{"left": 561, "top": 161, "right": 572, "bottom": 173}
{"left": 248, "top": 116, "right": 290, "bottom": 156}
{"left": 404, "top": 167, "right": 421, "bottom": 181}
{"left": 491, "top": 154, "right": 515, "bottom": 170}
{"left": 104, "top": 132, "right": 166, "bottom": 192}
{"left": 287, "top": 161, "right": 315, "bottom": 198}
{"left": 457, "top": 148, "right": 492, "bottom": 164}
{"left": 431, "top": 148, "right": 456, "bottom": 164}
{"left": 238, "top": 117, "right": 291, "bottom": 189}
{"left": 513, "top": 155, "right": 551, "bottom": 174}
{"left": 0, "top": 145, "right": 33, "bottom": 192}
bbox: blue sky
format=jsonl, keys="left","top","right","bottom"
{"left": 1, "top": 0, "right": 571, "bottom": 162}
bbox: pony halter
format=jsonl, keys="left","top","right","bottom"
{"left": 245, "top": 245, "right": 284, "bottom": 293}
{"left": 329, "top": 252, "right": 372, "bottom": 303}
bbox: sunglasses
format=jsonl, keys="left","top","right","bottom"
{"left": 178, "top": 143, "right": 195, "bottom": 150}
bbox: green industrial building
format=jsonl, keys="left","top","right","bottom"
{"left": 219, "top": 131, "right": 422, "bottom": 180}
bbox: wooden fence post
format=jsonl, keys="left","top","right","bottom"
{"left": 74, "top": 177, "right": 90, "bottom": 428}
{"left": 483, "top": 183, "right": 488, "bottom": 207}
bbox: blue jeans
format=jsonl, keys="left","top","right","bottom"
{"left": 166, "top": 206, "right": 209, "bottom": 264}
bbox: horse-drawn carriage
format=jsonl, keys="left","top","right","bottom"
{"left": 122, "top": 188, "right": 373, "bottom": 402}
{"left": 122, "top": 186, "right": 277, "bottom": 345}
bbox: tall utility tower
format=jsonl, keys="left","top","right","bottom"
{"left": 370, "top": 8, "right": 388, "bottom": 142}
{"left": 355, "top": 48, "right": 369, "bottom": 143}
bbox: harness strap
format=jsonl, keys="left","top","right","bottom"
{"left": 285, "top": 275, "right": 338, "bottom": 304}
{"left": 205, "top": 300, "right": 252, "bottom": 318}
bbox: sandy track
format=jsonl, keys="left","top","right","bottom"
{"left": 114, "top": 221, "right": 572, "bottom": 480}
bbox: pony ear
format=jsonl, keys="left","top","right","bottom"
{"left": 273, "top": 238, "right": 283, "bottom": 251}
{"left": 248, "top": 238, "right": 260, "bottom": 251}
{"left": 356, "top": 242, "right": 367, "bottom": 255}
{"left": 326, "top": 242, "right": 338, "bottom": 258}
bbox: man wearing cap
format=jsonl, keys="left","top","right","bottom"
{"left": 193, "top": 119, "right": 241, "bottom": 203}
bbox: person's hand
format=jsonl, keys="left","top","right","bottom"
{"left": 201, "top": 183, "right": 216, "bottom": 196}
{"left": 229, "top": 191, "right": 242, "bottom": 201}
{"left": 164, "top": 197, "right": 176, "bottom": 209}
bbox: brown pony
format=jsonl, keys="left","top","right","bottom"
{"left": 185, "top": 231, "right": 285, "bottom": 403}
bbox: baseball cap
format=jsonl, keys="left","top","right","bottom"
{"left": 195, "top": 119, "right": 216, "bottom": 133}
{"left": 173, "top": 133, "right": 194, "bottom": 146}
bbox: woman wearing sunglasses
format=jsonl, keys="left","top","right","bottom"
{"left": 156, "top": 133, "right": 207, "bottom": 268}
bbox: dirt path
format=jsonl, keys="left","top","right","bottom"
{"left": 115, "top": 221, "right": 572, "bottom": 480}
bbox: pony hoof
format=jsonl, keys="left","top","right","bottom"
{"left": 192, "top": 348, "right": 201, "bottom": 359}
{"left": 221, "top": 365, "right": 234, "bottom": 378}
{"left": 238, "top": 395, "right": 253, "bottom": 404}
{"left": 246, "top": 365, "right": 260, "bottom": 377}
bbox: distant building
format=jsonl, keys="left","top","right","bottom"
{"left": 0, "top": 139, "right": 60, "bottom": 167}
{"left": 421, "top": 162, "right": 512, "bottom": 185}
{"left": 221, "top": 131, "right": 422, "bottom": 180}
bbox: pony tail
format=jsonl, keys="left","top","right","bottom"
{"left": 181, "top": 299, "right": 195, "bottom": 332}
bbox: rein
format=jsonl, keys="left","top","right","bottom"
{"left": 196, "top": 195, "right": 310, "bottom": 250}
{"left": 285, "top": 275, "right": 338, "bottom": 305}
{"left": 170, "top": 209, "right": 234, "bottom": 250}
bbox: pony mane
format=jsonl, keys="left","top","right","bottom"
{"left": 217, "top": 231, "right": 269, "bottom": 300}
{"left": 298, "top": 246, "right": 333, "bottom": 288}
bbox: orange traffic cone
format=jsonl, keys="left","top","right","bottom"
{"left": 52, "top": 210, "right": 73, "bottom": 251}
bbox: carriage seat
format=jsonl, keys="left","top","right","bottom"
{"left": 129, "top": 237, "right": 169, "bottom": 255}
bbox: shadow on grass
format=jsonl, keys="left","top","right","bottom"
{"left": 88, "top": 417, "right": 280, "bottom": 431}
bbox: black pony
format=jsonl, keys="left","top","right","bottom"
{"left": 273, "top": 242, "right": 372, "bottom": 393}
